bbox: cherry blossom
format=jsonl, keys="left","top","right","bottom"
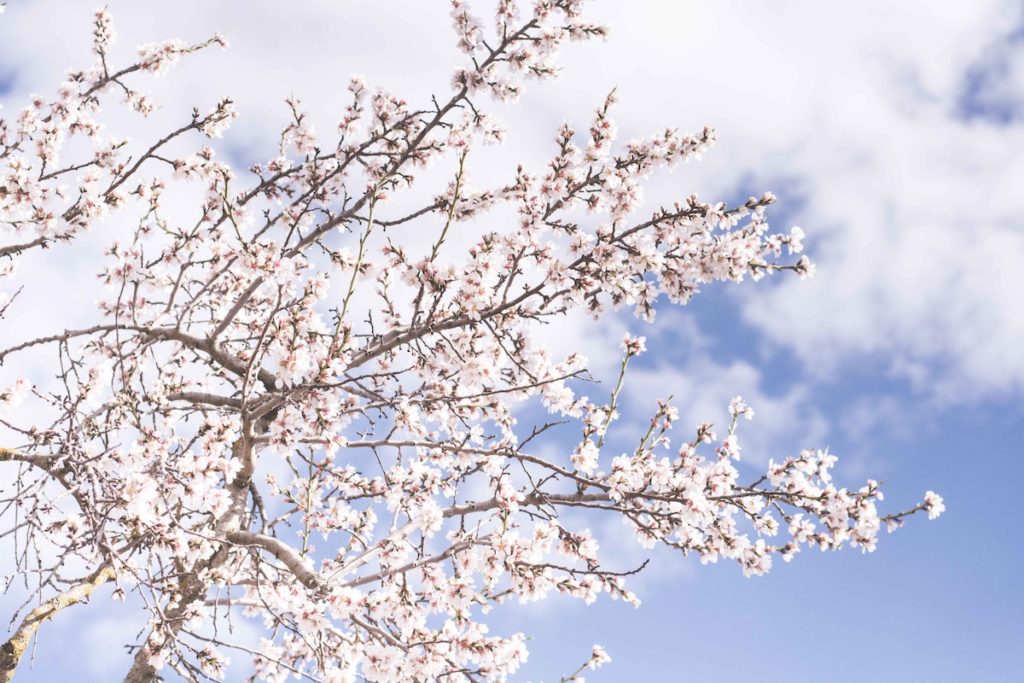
{"left": 0, "top": 3, "right": 941, "bottom": 682}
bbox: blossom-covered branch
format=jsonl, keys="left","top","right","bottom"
{"left": 0, "top": 3, "right": 940, "bottom": 682}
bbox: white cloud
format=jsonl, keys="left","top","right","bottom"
{"left": 619, "top": 0, "right": 1024, "bottom": 403}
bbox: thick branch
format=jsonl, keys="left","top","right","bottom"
{"left": 0, "top": 565, "right": 114, "bottom": 682}
{"left": 225, "top": 530, "right": 323, "bottom": 590}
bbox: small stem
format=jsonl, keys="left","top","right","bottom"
{"left": 336, "top": 180, "right": 386, "bottom": 332}
{"left": 429, "top": 151, "right": 468, "bottom": 262}
{"left": 596, "top": 353, "right": 630, "bottom": 449}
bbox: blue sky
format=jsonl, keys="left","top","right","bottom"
{"left": 1, "top": 1, "right": 1022, "bottom": 681}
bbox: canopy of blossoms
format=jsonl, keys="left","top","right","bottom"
{"left": 0, "top": 3, "right": 942, "bottom": 682}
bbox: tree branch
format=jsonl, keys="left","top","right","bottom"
{"left": 225, "top": 530, "right": 322, "bottom": 590}
{"left": 0, "top": 565, "right": 114, "bottom": 682}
